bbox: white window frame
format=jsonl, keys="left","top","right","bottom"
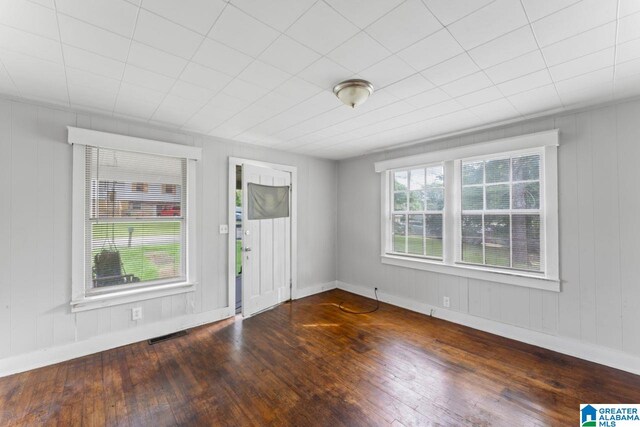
{"left": 387, "top": 163, "right": 445, "bottom": 260}
{"left": 377, "top": 130, "right": 560, "bottom": 292}
{"left": 68, "top": 127, "right": 202, "bottom": 312}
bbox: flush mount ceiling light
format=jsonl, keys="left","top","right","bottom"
{"left": 333, "top": 79, "right": 374, "bottom": 108}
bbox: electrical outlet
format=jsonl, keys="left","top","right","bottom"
{"left": 219, "top": 224, "right": 229, "bottom": 234}
{"left": 132, "top": 306, "right": 143, "bottom": 321}
{"left": 443, "top": 296, "right": 450, "bottom": 308}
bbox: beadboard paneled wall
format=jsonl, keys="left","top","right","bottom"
{"left": 0, "top": 98, "right": 338, "bottom": 363}
{"left": 337, "top": 98, "right": 640, "bottom": 359}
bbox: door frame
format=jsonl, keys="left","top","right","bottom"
{"left": 227, "top": 157, "right": 298, "bottom": 316}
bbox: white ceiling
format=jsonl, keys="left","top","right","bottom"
{"left": 0, "top": 0, "right": 638, "bottom": 159}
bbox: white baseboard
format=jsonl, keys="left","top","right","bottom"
{"left": 337, "top": 281, "right": 640, "bottom": 376}
{"left": 294, "top": 281, "right": 337, "bottom": 299}
{"left": 0, "top": 307, "right": 233, "bottom": 378}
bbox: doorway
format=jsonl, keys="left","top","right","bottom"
{"left": 235, "top": 165, "right": 242, "bottom": 314}
{"left": 228, "top": 158, "right": 297, "bottom": 318}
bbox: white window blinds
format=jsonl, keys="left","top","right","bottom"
{"left": 86, "top": 146, "right": 187, "bottom": 290}
{"left": 460, "top": 152, "right": 543, "bottom": 272}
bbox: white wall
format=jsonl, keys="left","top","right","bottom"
{"left": 337, "top": 98, "right": 640, "bottom": 365}
{"left": 0, "top": 98, "right": 337, "bottom": 370}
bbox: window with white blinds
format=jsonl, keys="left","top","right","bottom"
{"left": 378, "top": 130, "right": 559, "bottom": 290}
{"left": 86, "top": 146, "right": 187, "bottom": 291}
{"left": 460, "top": 152, "right": 543, "bottom": 272}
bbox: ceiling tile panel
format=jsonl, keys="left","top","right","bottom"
{"left": 141, "top": 0, "right": 226, "bottom": 34}
{"left": 209, "top": 5, "right": 280, "bottom": 57}
{"left": 484, "top": 50, "right": 546, "bottom": 84}
{"left": 365, "top": 0, "right": 442, "bottom": 52}
{"left": 360, "top": 55, "right": 415, "bottom": 88}
{"left": 231, "top": 0, "right": 315, "bottom": 32}
{"left": 423, "top": 0, "right": 494, "bottom": 26}
{"left": 468, "top": 26, "right": 538, "bottom": 69}
{"left": 540, "top": 22, "right": 616, "bottom": 66}
{"left": 0, "top": 0, "right": 59, "bottom": 40}
{"left": 0, "top": 24, "right": 63, "bottom": 64}
{"left": 259, "top": 35, "right": 320, "bottom": 74}
{"left": 286, "top": 2, "right": 359, "bottom": 55}
{"left": 180, "top": 62, "right": 232, "bottom": 92}
{"left": 398, "top": 29, "right": 463, "bottom": 71}
{"left": 328, "top": 32, "right": 390, "bottom": 73}
{"left": 58, "top": 14, "right": 130, "bottom": 61}
{"left": 448, "top": 0, "right": 528, "bottom": 50}
{"left": 133, "top": 10, "right": 204, "bottom": 59}
{"left": 531, "top": 0, "right": 617, "bottom": 47}
{"left": 421, "top": 53, "right": 479, "bottom": 86}
{"left": 127, "top": 42, "right": 188, "bottom": 78}
{"left": 191, "top": 38, "right": 253, "bottom": 76}
{"left": 297, "top": 57, "right": 354, "bottom": 90}
{"left": 62, "top": 45, "right": 125, "bottom": 79}
{"left": 56, "top": 0, "right": 138, "bottom": 37}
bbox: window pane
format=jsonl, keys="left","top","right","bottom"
{"left": 426, "top": 187, "right": 444, "bottom": 211}
{"left": 512, "top": 182, "right": 540, "bottom": 209}
{"left": 407, "top": 214, "right": 424, "bottom": 255}
{"left": 462, "top": 214, "right": 483, "bottom": 263}
{"left": 394, "top": 191, "right": 407, "bottom": 211}
{"left": 393, "top": 214, "right": 406, "bottom": 253}
{"left": 426, "top": 165, "right": 444, "bottom": 187}
{"left": 513, "top": 215, "right": 541, "bottom": 271}
{"left": 484, "top": 215, "right": 510, "bottom": 267}
{"left": 425, "top": 214, "right": 443, "bottom": 258}
{"left": 394, "top": 171, "right": 408, "bottom": 191}
{"left": 89, "top": 147, "right": 184, "bottom": 219}
{"left": 512, "top": 154, "right": 540, "bottom": 181}
{"left": 92, "top": 221, "right": 182, "bottom": 287}
{"left": 409, "top": 190, "right": 424, "bottom": 211}
{"left": 409, "top": 168, "right": 425, "bottom": 190}
{"left": 462, "top": 186, "right": 483, "bottom": 210}
{"left": 486, "top": 184, "right": 510, "bottom": 210}
{"left": 462, "top": 161, "right": 483, "bottom": 185}
{"left": 485, "top": 158, "right": 510, "bottom": 183}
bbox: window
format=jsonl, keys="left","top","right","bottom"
{"left": 460, "top": 153, "right": 542, "bottom": 272}
{"left": 87, "top": 147, "right": 186, "bottom": 289}
{"left": 377, "top": 130, "right": 559, "bottom": 291}
{"left": 69, "top": 126, "right": 201, "bottom": 312}
{"left": 132, "top": 182, "right": 148, "bottom": 192}
{"left": 162, "top": 184, "right": 177, "bottom": 194}
{"left": 391, "top": 165, "right": 444, "bottom": 258}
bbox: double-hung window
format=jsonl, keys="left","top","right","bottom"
{"left": 378, "top": 130, "right": 559, "bottom": 291}
{"left": 391, "top": 165, "right": 444, "bottom": 259}
{"left": 69, "top": 127, "right": 201, "bottom": 312}
{"left": 460, "top": 152, "right": 543, "bottom": 271}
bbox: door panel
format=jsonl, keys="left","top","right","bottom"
{"left": 242, "top": 164, "right": 291, "bottom": 317}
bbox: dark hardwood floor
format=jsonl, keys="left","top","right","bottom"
{"left": 1, "top": 289, "right": 639, "bottom": 426}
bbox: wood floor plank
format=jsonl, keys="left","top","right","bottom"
{"left": 1, "top": 289, "right": 639, "bottom": 426}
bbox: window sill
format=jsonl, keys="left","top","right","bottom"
{"left": 381, "top": 254, "right": 560, "bottom": 292}
{"left": 70, "top": 281, "right": 196, "bottom": 313}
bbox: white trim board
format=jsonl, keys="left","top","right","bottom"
{"left": 293, "top": 281, "right": 338, "bottom": 300}
{"left": 336, "top": 281, "right": 640, "bottom": 376}
{"left": 67, "top": 126, "right": 202, "bottom": 160}
{"left": 0, "top": 307, "right": 233, "bottom": 378}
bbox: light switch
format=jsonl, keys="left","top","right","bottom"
{"left": 219, "top": 224, "right": 229, "bottom": 234}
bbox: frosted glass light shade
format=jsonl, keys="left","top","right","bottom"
{"left": 333, "top": 79, "right": 374, "bottom": 108}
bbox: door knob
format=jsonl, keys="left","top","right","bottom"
{"left": 244, "top": 247, "right": 252, "bottom": 252}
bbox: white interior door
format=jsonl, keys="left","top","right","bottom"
{"left": 242, "top": 164, "right": 291, "bottom": 317}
